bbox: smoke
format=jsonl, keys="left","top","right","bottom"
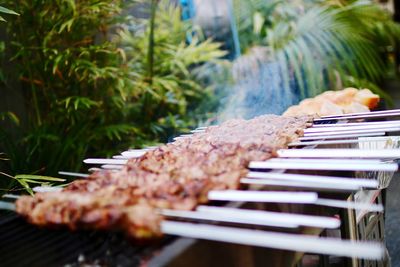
{"left": 217, "top": 47, "right": 300, "bottom": 122}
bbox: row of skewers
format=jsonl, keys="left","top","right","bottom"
{"left": 1, "top": 89, "right": 398, "bottom": 262}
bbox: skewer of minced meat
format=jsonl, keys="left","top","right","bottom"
{"left": 15, "top": 115, "right": 312, "bottom": 239}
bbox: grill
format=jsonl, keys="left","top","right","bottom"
{"left": 0, "top": 210, "right": 174, "bottom": 267}
{"left": 2, "top": 108, "right": 400, "bottom": 267}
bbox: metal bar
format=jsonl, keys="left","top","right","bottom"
{"left": 267, "top": 158, "right": 382, "bottom": 164}
{"left": 278, "top": 149, "right": 400, "bottom": 159}
{"left": 0, "top": 201, "right": 15, "bottom": 211}
{"left": 196, "top": 206, "right": 341, "bottom": 229}
{"left": 303, "top": 127, "right": 400, "bottom": 137}
{"left": 241, "top": 178, "right": 366, "bottom": 191}
{"left": 161, "top": 221, "right": 384, "bottom": 259}
{"left": 58, "top": 171, "right": 89, "bottom": 178}
{"left": 83, "top": 158, "right": 127, "bottom": 165}
{"left": 249, "top": 160, "right": 398, "bottom": 172}
{"left": 299, "top": 132, "right": 385, "bottom": 141}
{"left": 119, "top": 151, "right": 146, "bottom": 158}
{"left": 209, "top": 190, "right": 383, "bottom": 212}
{"left": 112, "top": 155, "right": 130, "bottom": 159}
{"left": 315, "top": 198, "right": 383, "bottom": 212}
{"left": 246, "top": 172, "right": 378, "bottom": 189}
{"left": 320, "top": 109, "right": 400, "bottom": 119}
{"left": 304, "top": 124, "right": 400, "bottom": 133}
{"left": 162, "top": 209, "right": 299, "bottom": 228}
{"left": 100, "top": 164, "right": 124, "bottom": 170}
{"left": 289, "top": 137, "right": 394, "bottom": 147}
{"left": 33, "top": 186, "right": 63, "bottom": 193}
{"left": 311, "top": 120, "right": 400, "bottom": 128}
{"left": 173, "top": 136, "right": 192, "bottom": 141}
{"left": 208, "top": 190, "right": 318, "bottom": 203}
{"left": 314, "top": 111, "right": 400, "bottom": 122}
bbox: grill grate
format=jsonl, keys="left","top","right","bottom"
{"left": 0, "top": 211, "right": 173, "bottom": 267}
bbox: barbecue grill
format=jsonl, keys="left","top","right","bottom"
{"left": 2, "top": 109, "right": 400, "bottom": 267}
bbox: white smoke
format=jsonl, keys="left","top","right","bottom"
{"left": 217, "top": 47, "right": 300, "bottom": 122}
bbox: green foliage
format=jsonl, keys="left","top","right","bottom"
{"left": 233, "top": 0, "right": 400, "bottom": 98}
{"left": 117, "top": 1, "right": 226, "bottom": 139}
{"left": 0, "top": 0, "right": 225, "bottom": 193}
{"left": 0, "top": 171, "right": 65, "bottom": 195}
{"left": 0, "top": 6, "right": 19, "bottom": 22}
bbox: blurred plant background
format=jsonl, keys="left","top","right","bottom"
{"left": 233, "top": 0, "right": 400, "bottom": 98}
{"left": 218, "top": 0, "right": 400, "bottom": 120}
{"left": 0, "top": 0, "right": 226, "bottom": 193}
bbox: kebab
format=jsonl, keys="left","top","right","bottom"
{"left": 15, "top": 115, "right": 311, "bottom": 238}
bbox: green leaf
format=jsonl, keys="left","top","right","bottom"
{"left": 0, "top": 6, "right": 19, "bottom": 16}
{"left": 17, "top": 180, "right": 33, "bottom": 196}
{"left": 0, "top": 112, "right": 20, "bottom": 125}
{"left": 15, "top": 174, "right": 66, "bottom": 182}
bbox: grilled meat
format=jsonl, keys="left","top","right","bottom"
{"left": 16, "top": 115, "right": 311, "bottom": 238}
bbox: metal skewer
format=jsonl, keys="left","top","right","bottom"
{"left": 310, "top": 120, "right": 400, "bottom": 128}
{"left": 208, "top": 191, "right": 318, "bottom": 203}
{"left": 100, "top": 164, "right": 124, "bottom": 170}
{"left": 307, "top": 120, "right": 400, "bottom": 129}
{"left": 249, "top": 159, "right": 398, "bottom": 172}
{"left": 161, "top": 209, "right": 299, "bottom": 228}
{"left": 304, "top": 123, "right": 400, "bottom": 133}
{"left": 83, "top": 158, "right": 127, "bottom": 165}
{"left": 314, "top": 111, "right": 400, "bottom": 122}
{"left": 267, "top": 158, "right": 382, "bottom": 164}
{"left": 241, "top": 178, "right": 362, "bottom": 191}
{"left": 58, "top": 171, "right": 90, "bottom": 178}
{"left": 161, "top": 221, "right": 385, "bottom": 259}
{"left": 278, "top": 149, "right": 400, "bottom": 159}
{"left": 320, "top": 109, "right": 400, "bottom": 119}
{"left": 289, "top": 136, "right": 395, "bottom": 147}
{"left": 162, "top": 207, "right": 340, "bottom": 229}
{"left": 246, "top": 172, "right": 378, "bottom": 189}
{"left": 208, "top": 190, "right": 383, "bottom": 212}
{"left": 118, "top": 151, "right": 146, "bottom": 158}
{"left": 0, "top": 201, "right": 15, "bottom": 211}
{"left": 298, "top": 132, "right": 385, "bottom": 141}
{"left": 195, "top": 206, "right": 340, "bottom": 228}
{"left": 33, "top": 186, "right": 63, "bottom": 193}
{"left": 303, "top": 127, "right": 400, "bottom": 137}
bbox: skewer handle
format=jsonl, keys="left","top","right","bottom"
{"left": 196, "top": 206, "right": 341, "bottom": 228}
{"left": 298, "top": 132, "right": 385, "bottom": 141}
{"left": 303, "top": 127, "right": 400, "bottom": 137}
{"left": 208, "top": 190, "right": 318, "bottom": 203}
{"left": 161, "top": 221, "right": 385, "bottom": 259}
{"left": 249, "top": 159, "right": 398, "bottom": 172}
{"left": 83, "top": 158, "right": 127, "bottom": 165}
{"left": 246, "top": 172, "right": 378, "bottom": 189}
{"left": 314, "top": 111, "right": 400, "bottom": 122}
{"left": 311, "top": 120, "right": 400, "bottom": 128}
{"left": 320, "top": 109, "right": 400, "bottom": 119}
{"left": 277, "top": 149, "right": 400, "bottom": 159}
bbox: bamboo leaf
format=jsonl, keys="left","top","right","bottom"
{"left": 15, "top": 174, "right": 66, "bottom": 182}
{"left": 0, "top": 6, "right": 19, "bottom": 16}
